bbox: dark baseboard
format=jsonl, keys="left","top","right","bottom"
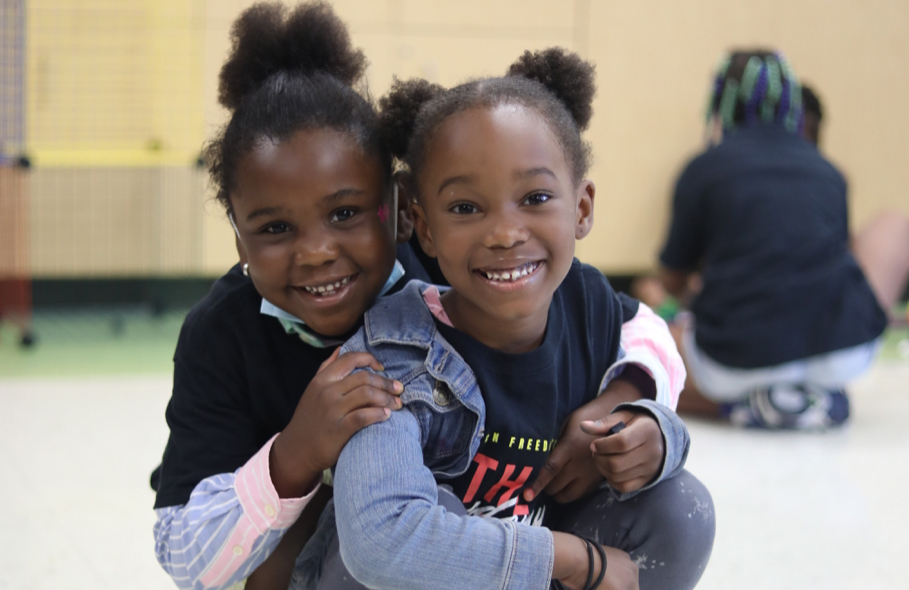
{"left": 25, "top": 273, "right": 905, "bottom": 312}
{"left": 31, "top": 277, "right": 217, "bottom": 312}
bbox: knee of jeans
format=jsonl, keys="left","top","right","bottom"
{"left": 656, "top": 471, "right": 716, "bottom": 556}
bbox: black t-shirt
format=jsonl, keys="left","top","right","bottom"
{"left": 435, "top": 261, "right": 635, "bottom": 524}
{"left": 660, "top": 125, "right": 886, "bottom": 368}
{"left": 154, "top": 244, "right": 429, "bottom": 508}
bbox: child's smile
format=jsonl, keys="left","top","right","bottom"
{"left": 413, "top": 104, "right": 594, "bottom": 352}
{"left": 477, "top": 260, "right": 542, "bottom": 286}
{"left": 231, "top": 128, "right": 396, "bottom": 337}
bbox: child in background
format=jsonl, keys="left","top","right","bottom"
{"left": 661, "top": 49, "right": 907, "bottom": 429}
{"left": 324, "top": 49, "right": 714, "bottom": 590}
{"left": 153, "top": 4, "right": 696, "bottom": 589}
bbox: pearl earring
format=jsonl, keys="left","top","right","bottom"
{"left": 242, "top": 263, "right": 249, "bottom": 276}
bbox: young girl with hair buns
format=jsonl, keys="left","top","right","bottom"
{"left": 320, "top": 49, "right": 714, "bottom": 590}
{"left": 153, "top": 4, "right": 694, "bottom": 590}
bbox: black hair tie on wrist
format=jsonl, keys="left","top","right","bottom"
{"left": 584, "top": 536, "right": 607, "bottom": 590}
{"left": 582, "top": 536, "right": 595, "bottom": 590}
{"left": 550, "top": 534, "right": 608, "bottom": 590}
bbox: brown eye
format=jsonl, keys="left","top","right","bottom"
{"left": 262, "top": 222, "right": 291, "bottom": 234}
{"left": 330, "top": 208, "right": 358, "bottom": 223}
{"left": 450, "top": 203, "right": 479, "bottom": 215}
{"left": 523, "top": 192, "right": 552, "bottom": 206}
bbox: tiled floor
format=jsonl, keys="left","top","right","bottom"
{"left": 0, "top": 360, "right": 906, "bottom": 589}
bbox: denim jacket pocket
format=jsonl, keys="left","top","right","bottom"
{"left": 403, "top": 374, "right": 478, "bottom": 477}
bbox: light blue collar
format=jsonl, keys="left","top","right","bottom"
{"left": 260, "top": 260, "right": 405, "bottom": 348}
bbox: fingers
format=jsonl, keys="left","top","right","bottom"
{"left": 337, "top": 380, "right": 405, "bottom": 417}
{"left": 523, "top": 442, "right": 571, "bottom": 502}
{"left": 588, "top": 413, "right": 663, "bottom": 494}
{"left": 316, "top": 354, "right": 404, "bottom": 407}
{"left": 320, "top": 351, "right": 387, "bottom": 381}
{"left": 587, "top": 413, "right": 651, "bottom": 456}
{"left": 580, "top": 410, "right": 633, "bottom": 438}
{"left": 336, "top": 370, "right": 403, "bottom": 397}
{"left": 338, "top": 406, "right": 393, "bottom": 437}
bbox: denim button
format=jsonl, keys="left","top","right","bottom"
{"left": 432, "top": 381, "right": 451, "bottom": 406}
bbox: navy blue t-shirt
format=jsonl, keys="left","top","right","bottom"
{"left": 660, "top": 125, "right": 886, "bottom": 368}
{"left": 434, "top": 260, "right": 636, "bottom": 524}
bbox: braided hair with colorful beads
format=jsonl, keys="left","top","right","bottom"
{"left": 707, "top": 49, "right": 803, "bottom": 133}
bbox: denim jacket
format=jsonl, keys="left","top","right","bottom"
{"left": 332, "top": 280, "right": 690, "bottom": 590}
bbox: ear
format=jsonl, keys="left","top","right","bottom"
{"left": 411, "top": 200, "right": 438, "bottom": 258}
{"left": 575, "top": 179, "right": 595, "bottom": 240}
{"left": 394, "top": 172, "right": 416, "bottom": 244}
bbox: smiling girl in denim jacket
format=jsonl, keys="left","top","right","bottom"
{"left": 319, "top": 50, "right": 715, "bottom": 590}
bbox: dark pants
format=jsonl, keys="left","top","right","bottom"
{"left": 309, "top": 470, "right": 715, "bottom": 590}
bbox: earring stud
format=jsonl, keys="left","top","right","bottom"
{"left": 242, "top": 263, "right": 249, "bottom": 276}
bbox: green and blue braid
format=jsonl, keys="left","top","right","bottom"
{"left": 707, "top": 49, "right": 803, "bottom": 133}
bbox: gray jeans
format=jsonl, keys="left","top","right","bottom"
{"left": 299, "top": 470, "right": 714, "bottom": 590}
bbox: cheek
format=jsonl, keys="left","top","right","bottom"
{"left": 349, "top": 222, "right": 396, "bottom": 268}
{"left": 247, "top": 242, "right": 290, "bottom": 274}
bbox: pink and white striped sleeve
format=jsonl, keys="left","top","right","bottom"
{"left": 154, "top": 434, "right": 318, "bottom": 590}
{"left": 600, "top": 302, "right": 686, "bottom": 410}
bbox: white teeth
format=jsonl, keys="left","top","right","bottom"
{"left": 303, "top": 276, "right": 352, "bottom": 296}
{"left": 482, "top": 262, "right": 538, "bottom": 282}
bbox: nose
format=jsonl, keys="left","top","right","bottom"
{"left": 483, "top": 210, "right": 529, "bottom": 250}
{"left": 293, "top": 226, "right": 339, "bottom": 267}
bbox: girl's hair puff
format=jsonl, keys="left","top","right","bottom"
{"left": 379, "top": 47, "right": 596, "bottom": 195}
{"left": 206, "top": 1, "right": 388, "bottom": 213}
{"left": 707, "top": 49, "right": 803, "bottom": 133}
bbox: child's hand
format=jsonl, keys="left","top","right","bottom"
{"left": 580, "top": 411, "right": 663, "bottom": 494}
{"left": 522, "top": 399, "right": 605, "bottom": 504}
{"left": 523, "top": 368, "right": 657, "bottom": 504}
{"left": 270, "top": 348, "right": 403, "bottom": 498}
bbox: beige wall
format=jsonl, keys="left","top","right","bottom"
{"left": 21, "top": 0, "right": 909, "bottom": 276}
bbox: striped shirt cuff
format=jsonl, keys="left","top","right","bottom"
{"left": 199, "top": 435, "right": 317, "bottom": 587}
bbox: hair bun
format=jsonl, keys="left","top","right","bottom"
{"left": 218, "top": 1, "right": 367, "bottom": 111}
{"left": 507, "top": 48, "right": 596, "bottom": 131}
{"left": 378, "top": 77, "right": 444, "bottom": 159}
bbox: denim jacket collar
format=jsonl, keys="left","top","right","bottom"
{"left": 365, "top": 280, "right": 447, "bottom": 348}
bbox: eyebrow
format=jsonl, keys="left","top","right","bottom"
{"left": 244, "top": 188, "right": 367, "bottom": 222}
{"left": 437, "top": 175, "right": 473, "bottom": 196}
{"left": 246, "top": 206, "right": 283, "bottom": 222}
{"left": 436, "top": 168, "right": 559, "bottom": 197}
{"left": 325, "top": 188, "right": 366, "bottom": 202}
{"left": 514, "top": 167, "right": 557, "bottom": 181}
